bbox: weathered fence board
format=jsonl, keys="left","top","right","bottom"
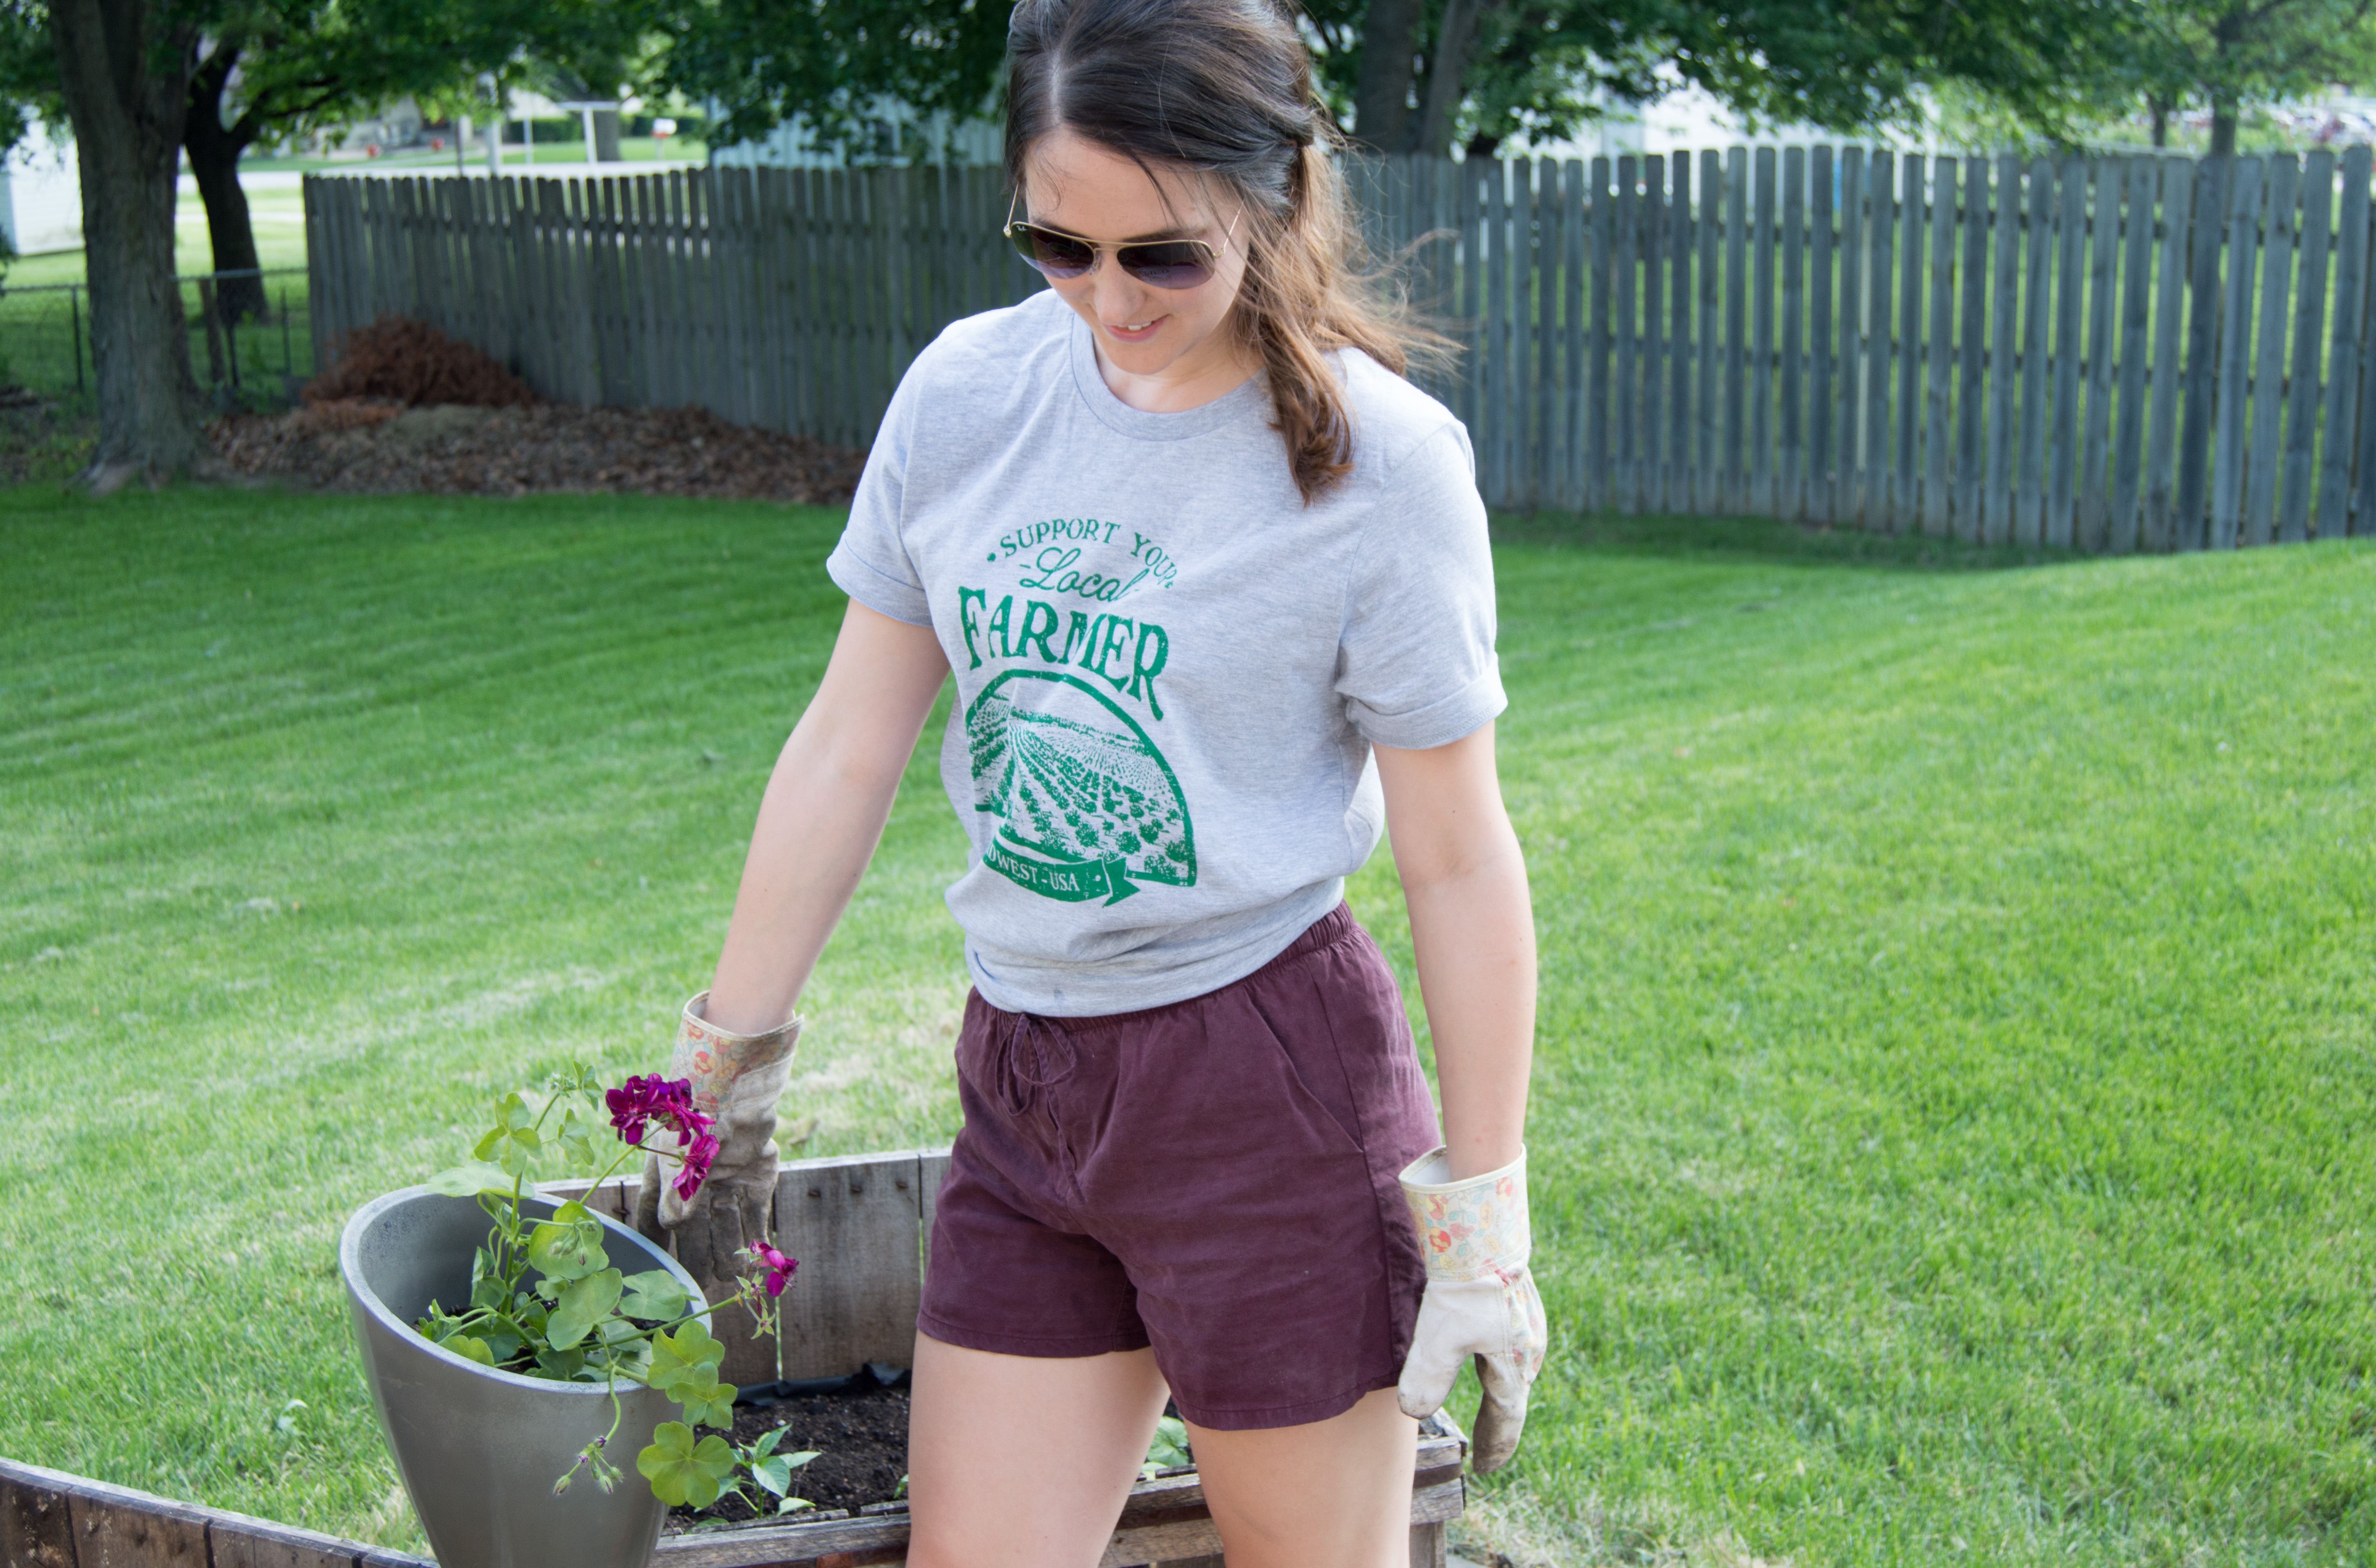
{"left": 307, "top": 144, "right": 2376, "bottom": 549}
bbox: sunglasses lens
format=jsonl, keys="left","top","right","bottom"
{"left": 1012, "top": 225, "right": 1096, "bottom": 278}
{"left": 1118, "top": 243, "right": 1215, "bottom": 289}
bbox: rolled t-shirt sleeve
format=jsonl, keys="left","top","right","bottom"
{"left": 1335, "top": 421, "right": 1506, "bottom": 750}
{"left": 825, "top": 371, "right": 933, "bottom": 627}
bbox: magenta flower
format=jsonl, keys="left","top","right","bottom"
{"left": 751, "top": 1242, "right": 798, "bottom": 1298}
{"left": 670, "top": 1128, "right": 719, "bottom": 1202}
{"left": 606, "top": 1075, "right": 708, "bottom": 1149}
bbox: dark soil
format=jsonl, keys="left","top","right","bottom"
{"left": 667, "top": 1382, "right": 912, "bottom": 1530}
{"left": 207, "top": 401, "right": 867, "bottom": 504}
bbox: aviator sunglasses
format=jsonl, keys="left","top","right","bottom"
{"left": 1003, "top": 193, "right": 1242, "bottom": 289}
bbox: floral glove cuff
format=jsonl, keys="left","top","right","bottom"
{"left": 1401, "top": 1145, "right": 1531, "bottom": 1279}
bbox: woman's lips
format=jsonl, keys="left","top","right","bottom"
{"left": 1104, "top": 316, "right": 1165, "bottom": 343}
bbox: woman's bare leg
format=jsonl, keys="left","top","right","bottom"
{"left": 1188, "top": 1388, "right": 1419, "bottom": 1568}
{"left": 905, "top": 1331, "right": 1171, "bottom": 1568}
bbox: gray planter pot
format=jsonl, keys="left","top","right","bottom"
{"left": 341, "top": 1186, "right": 709, "bottom": 1568}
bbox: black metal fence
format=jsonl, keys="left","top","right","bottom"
{"left": 0, "top": 267, "right": 316, "bottom": 404}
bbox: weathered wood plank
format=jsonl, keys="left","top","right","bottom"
{"left": 2244, "top": 154, "right": 2298, "bottom": 545}
{"left": 1808, "top": 144, "right": 1835, "bottom": 524}
{"left": 2016, "top": 157, "right": 2056, "bottom": 547}
{"left": 1614, "top": 155, "right": 1638, "bottom": 511}
{"left": 1923, "top": 154, "right": 1956, "bottom": 535}
{"left": 206, "top": 1514, "right": 363, "bottom": 1568}
{"left": 1751, "top": 145, "right": 1778, "bottom": 516}
{"left": 1563, "top": 158, "right": 1587, "bottom": 511}
{"left": 2110, "top": 158, "right": 2155, "bottom": 553}
{"left": 1641, "top": 155, "right": 1668, "bottom": 514}
{"left": 1458, "top": 158, "right": 1484, "bottom": 472}
{"left": 1530, "top": 157, "right": 1557, "bottom": 509}
{"left": 1723, "top": 145, "right": 1749, "bottom": 513}
{"left": 1780, "top": 145, "right": 1806, "bottom": 520}
{"left": 2357, "top": 214, "right": 2376, "bottom": 535}
{"left": 69, "top": 1488, "right": 209, "bottom": 1568}
{"left": 1837, "top": 146, "right": 1865, "bottom": 529}
{"left": 1863, "top": 149, "right": 1894, "bottom": 530}
{"left": 2146, "top": 161, "right": 2199, "bottom": 549}
{"left": 2320, "top": 145, "right": 2373, "bottom": 536}
{"left": 2211, "top": 157, "right": 2266, "bottom": 549}
{"left": 1956, "top": 155, "right": 1990, "bottom": 541}
{"left": 2282, "top": 150, "right": 2334, "bottom": 544}
{"left": 0, "top": 1460, "right": 78, "bottom": 1568}
{"left": 1667, "top": 153, "right": 1692, "bottom": 513}
{"left": 1588, "top": 155, "right": 1612, "bottom": 513}
{"left": 775, "top": 1150, "right": 925, "bottom": 1381}
{"left": 2078, "top": 159, "right": 2121, "bottom": 550}
{"left": 2048, "top": 156, "right": 2087, "bottom": 548}
{"left": 1895, "top": 152, "right": 1925, "bottom": 531}
{"left": 1987, "top": 154, "right": 2022, "bottom": 545}
{"left": 1698, "top": 148, "right": 1723, "bottom": 513}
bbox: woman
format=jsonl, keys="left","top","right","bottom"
{"left": 640, "top": 1, "right": 1546, "bottom": 1562}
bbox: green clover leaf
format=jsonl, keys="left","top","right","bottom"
{"left": 426, "top": 1161, "right": 515, "bottom": 1197}
{"left": 619, "top": 1270, "right": 690, "bottom": 1324}
{"left": 677, "top": 1378, "right": 736, "bottom": 1430}
{"left": 636, "top": 1423, "right": 737, "bottom": 1508}
{"left": 529, "top": 1202, "right": 609, "bottom": 1281}
{"left": 646, "top": 1320, "right": 725, "bottom": 1396}
{"left": 442, "top": 1334, "right": 495, "bottom": 1367}
{"left": 544, "top": 1268, "right": 623, "bottom": 1349}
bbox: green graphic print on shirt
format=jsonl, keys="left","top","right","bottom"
{"left": 957, "top": 563, "right": 1195, "bottom": 905}
{"left": 966, "top": 670, "right": 1196, "bottom": 904}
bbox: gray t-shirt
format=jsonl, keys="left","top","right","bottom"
{"left": 828, "top": 288, "right": 1502, "bottom": 1016}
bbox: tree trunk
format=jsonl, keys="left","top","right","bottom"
{"left": 183, "top": 44, "right": 268, "bottom": 323}
{"left": 50, "top": 0, "right": 211, "bottom": 488}
{"left": 1414, "top": 0, "right": 1505, "bottom": 158}
{"left": 2209, "top": 94, "right": 2238, "bottom": 157}
{"left": 593, "top": 108, "right": 622, "bottom": 162}
{"left": 2148, "top": 95, "right": 2170, "bottom": 147}
{"left": 1350, "top": 0, "right": 1422, "bottom": 153}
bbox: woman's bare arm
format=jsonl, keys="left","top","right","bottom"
{"left": 1373, "top": 722, "right": 1535, "bottom": 1180}
{"left": 702, "top": 600, "right": 952, "bottom": 1034}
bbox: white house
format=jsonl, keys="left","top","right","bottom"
{"left": 1, "top": 123, "right": 83, "bottom": 255}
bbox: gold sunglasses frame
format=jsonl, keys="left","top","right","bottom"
{"left": 1001, "top": 193, "right": 1243, "bottom": 288}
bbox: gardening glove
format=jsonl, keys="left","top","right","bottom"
{"left": 635, "top": 990, "right": 800, "bottom": 1289}
{"left": 1396, "top": 1145, "right": 1548, "bottom": 1475}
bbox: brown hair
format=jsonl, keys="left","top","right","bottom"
{"left": 1005, "top": 0, "right": 1440, "bottom": 504}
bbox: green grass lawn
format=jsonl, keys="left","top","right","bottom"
{"left": 1, "top": 488, "right": 2370, "bottom": 1566}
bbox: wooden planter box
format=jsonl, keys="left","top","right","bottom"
{"left": 0, "top": 1149, "right": 1465, "bottom": 1568}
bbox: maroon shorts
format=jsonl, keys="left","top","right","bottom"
{"left": 917, "top": 904, "right": 1441, "bottom": 1430}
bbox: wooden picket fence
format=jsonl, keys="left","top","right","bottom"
{"left": 306, "top": 146, "right": 2376, "bottom": 549}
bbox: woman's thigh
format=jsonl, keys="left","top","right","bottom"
{"left": 905, "top": 1331, "right": 1170, "bottom": 1568}
{"left": 1189, "top": 1388, "right": 1419, "bottom": 1568}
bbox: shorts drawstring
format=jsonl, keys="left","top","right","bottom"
{"left": 996, "top": 1013, "right": 1079, "bottom": 1118}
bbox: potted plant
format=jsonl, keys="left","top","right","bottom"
{"left": 340, "top": 1065, "right": 793, "bottom": 1568}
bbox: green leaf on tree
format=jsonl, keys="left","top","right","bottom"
{"left": 636, "top": 1422, "right": 737, "bottom": 1508}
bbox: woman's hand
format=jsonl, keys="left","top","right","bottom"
{"left": 704, "top": 599, "right": 951, "bottom": 1034}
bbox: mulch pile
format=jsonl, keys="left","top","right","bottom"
{"left": 207, "top": 314, "right": 868, "bottom": 504}
{"left": 305, "top": 315, "right": 539, "bottom": 408}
